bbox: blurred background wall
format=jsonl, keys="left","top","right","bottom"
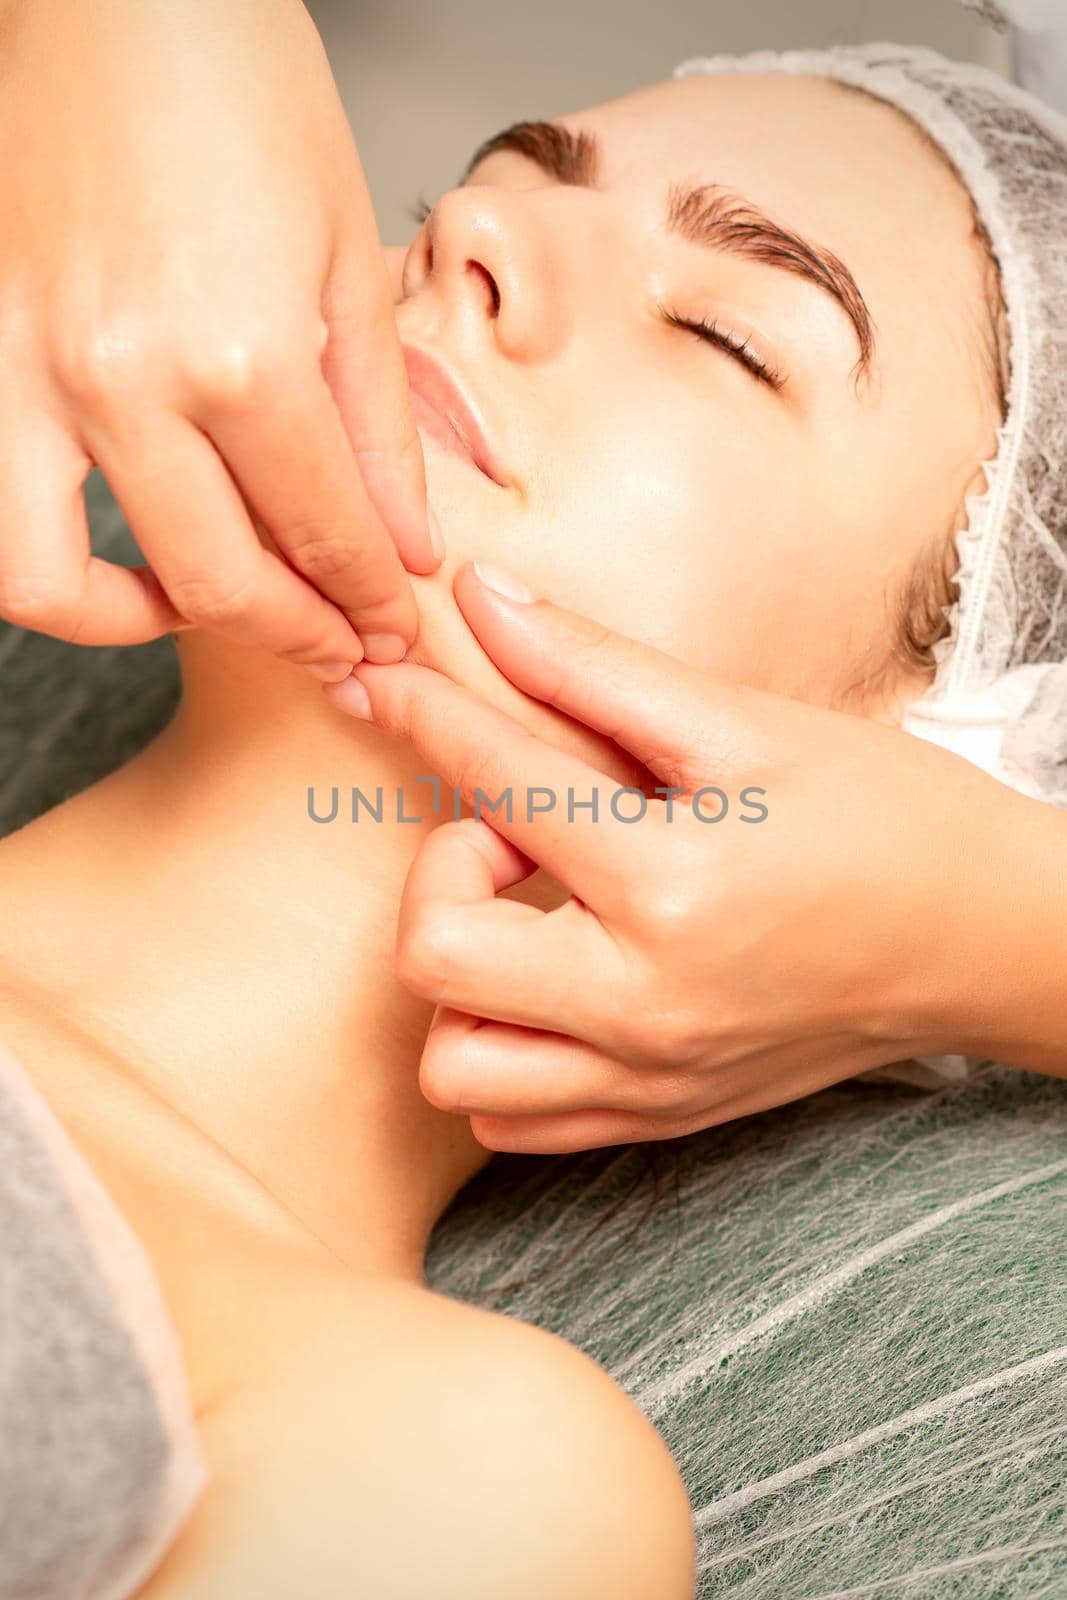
{"left": 305, "top": 0, "right": 1013, "bottom": 244}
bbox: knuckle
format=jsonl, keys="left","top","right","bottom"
{"left": 165, "top": 566, "right": 259, "bottom": 626}
{"left": 641, "top": 1067, "right": 699, "bottom": 1115}
{"left": 183, "top": 329, "right": 299, "bottom": 408}
{"left": 604, "top": 1002, "right": 652, "bottom": 1060}
{"left": 278, "top": 638, "right": 349, "bottom": 669}
{"left": 187, "top": 339, "right": 259, "bottom": 404}
{"left": 0, "top": 570, "right": 72, "bottom": 631}
{"left": 461, "top": 747, "right": 513, "bottom": 810}
{"left": 55, "top": 323, "right": 153, "bottom": 409}
{"left": 290, "top": 530, "right": 361, "bottom": 586}
{"left": 609, "top": 973, "right": 707, "bottom": 1070}
{"left": 656, "top": 1006, "right": 710, "bottom": 1069}
{"left": 643, "top": 880, "right": 701, "bottom": 941}
{"left": 395, "top": 910, "right": 463, "bottom": 999}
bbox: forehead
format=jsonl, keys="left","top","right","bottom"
{"left": 575, "top": 78, "right": 979, "bottom": 302}
{"left": 566, "top": 72, "right": 979, "bottom": 278}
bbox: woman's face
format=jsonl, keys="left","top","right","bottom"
{"left": 386, "top": 70, "right": 997, "bottom": 743}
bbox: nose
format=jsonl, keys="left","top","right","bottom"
{"left": 401, "top": 184, "right": 579, "bottom": 364}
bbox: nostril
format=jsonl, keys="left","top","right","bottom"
{"left": 468, "top": 260, "right": 501, "bottom": 316}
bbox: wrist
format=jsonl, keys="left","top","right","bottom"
{"left": 904, "top": 783, "right": 1067, "bottom": 1074}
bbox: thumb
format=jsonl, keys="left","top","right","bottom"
{"left": 451, "top": 560, "right": 771, "bottom": 790}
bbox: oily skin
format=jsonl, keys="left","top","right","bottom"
{"left": 0, "top": 76, "right": 1001, "bottom": 1342}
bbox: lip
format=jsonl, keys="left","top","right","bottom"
{"left": 401, "top": 343, "right": 509, "bottom": 487}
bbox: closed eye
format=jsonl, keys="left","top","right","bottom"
{"left": 409, "top": 190, "right": 788, "bottom": 393}
{"left": 660, "top": 306, "right": 786, "bottom": 392}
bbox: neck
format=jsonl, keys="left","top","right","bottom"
{"left": 0, "top": 633, "right": 495, "bottom": 1281}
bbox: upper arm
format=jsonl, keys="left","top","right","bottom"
{"left": 135, "top": 1299, "right": 696, "bottom": 1600}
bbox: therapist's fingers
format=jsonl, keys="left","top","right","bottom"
{"left": 0, "top": 407, "right": 186, "bottom": 645}
{"left": 467, "top": 1107, "right": 710, "bottom": 1158}
{"left": 425, "top": 1007, "right": 713, "bottom": 1154}
{"left": 463, "top": 1062, "right": 833, "bottom": 1152}
{"left": 91, "top": 411, "right": 367, "bottom": 667}
{"left": 395, "top": 817, "right": 629, "bottom": 1039}
{"left": 466, "top": 1115, "right": 653, "bottom": 1155}
{"left": 467, "top": 1104, "right": 710, "bottom": 1156}
{"left": 323, "top": 661, "right": 646, "bottom": 912}
{"left": 195, "top": 352, "right": 419, "bottom": 661}
{"left": 452, "top": 560, "right": 775, "bottom": 789}
{"left": 319, "top": 178, "right": 442, "bottom": 577}
{"left": 419, "top": 1004, "right": 698, "bottom": 1120}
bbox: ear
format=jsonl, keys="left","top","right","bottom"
{"left": 381, "top": 245, "right": 408, "bottom": 306}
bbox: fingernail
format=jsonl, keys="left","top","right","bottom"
{"left": 472, "top": 560, "right": 534, "bottom": 603}
{"left": 322, "top": 674, "right": 373, "bottom": 720}
{"left": 361, "top": 632, "right": 408, "bottom": 664}
{"left": 427, "top": 504, "right": 446, "bottom": 563}
{"left": 305, "top": 659, "right": 356, "bottom": 683}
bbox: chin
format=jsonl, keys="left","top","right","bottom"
{"left": 404, "top": 560, "right": 654, "bottom": 797}
{"left": 405, "top": 458, "right": 523, "bottom": 701}
{"left": 413, "top": 440, "right": 653, "bottom": 789}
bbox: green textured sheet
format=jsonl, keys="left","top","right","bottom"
{"left": 2, "top": 473, "right": 1065, "bottom": 1598}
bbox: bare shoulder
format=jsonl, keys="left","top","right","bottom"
{"left": 377, "top": 1289, "right": 698, "bottom": 1600}
{"left": 136, "top": 1275, "right": 696, "bottom": 1600}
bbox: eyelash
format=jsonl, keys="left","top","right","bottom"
{"left": 659, "top": 306, "right": 785, "bottom": 391}
{"left": 408, "top": 195, "right": 785, "bottom": 392}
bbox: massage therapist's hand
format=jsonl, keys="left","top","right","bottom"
{"left": 323, "top": 561, "right": 1067, "bottom": 1153}
{"left": 0, "top": 0, "right": 441, "bottom": 673}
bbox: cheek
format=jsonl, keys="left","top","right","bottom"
{"left": 526, "top": 422, "right": 820, "bottom": 686}
{"left": 417, "top": 384, "right": 850, "bottom": 701}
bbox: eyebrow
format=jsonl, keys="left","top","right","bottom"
{"left": 458, "top": 118, "right": 876, "bottom": 381}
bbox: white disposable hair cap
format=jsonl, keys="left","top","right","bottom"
{"left": 672, "top": 43, "right": 1067, "bottom": 812}
{"left": 961, "top": 0, "right": 1061, "bottom": 29}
